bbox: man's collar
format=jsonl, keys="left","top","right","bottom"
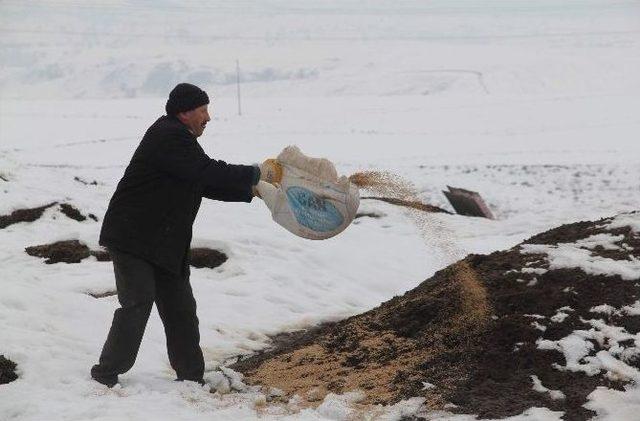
{"left": 165, "top": 115, "right": 196, "bottom": 138}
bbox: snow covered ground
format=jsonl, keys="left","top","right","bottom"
{"left": 1, "top": 1, "right": 639, "bottom": 420}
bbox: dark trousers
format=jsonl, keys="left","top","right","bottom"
{"left": 91, "top": 247, "right": 204, "bottom": 383}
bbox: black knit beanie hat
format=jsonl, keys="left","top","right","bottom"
{"left": 165, "top": 83, "right": 210, "bottom": 116}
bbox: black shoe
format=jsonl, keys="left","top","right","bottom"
{"left": 91, "top": 365, "right": 118, "bottom": 387}
{"left": 92, "top": 374, "right": 118, "bottom": 387}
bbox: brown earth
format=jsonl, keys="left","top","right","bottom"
{"left": 59, "top": 203, "right": 98, "bottom": 222}
{"left": 0, "top": 355, "right": 18, "bottom": 385}
{"left": 0, "top": 202, "right": 58, "bottom": 229}
{"left": 189, "top": 247, "right": 228, "bottom": 269}
{"left": 25, "top": 240, "right": 229, "bottom": 269}
{"left": 25, "top": 240, "right": 95, "bottom": 264}
{"left": 0, "top": 202, "right": 98, "bottom": 229}
{"left": 350, "top": 171, "right": 450, "bottom": 214}
{"left": 233, "top": 213, "right": 640, "bottom": 421}
{"left": 361, "top": 196, "right": 451, "bottom": 214}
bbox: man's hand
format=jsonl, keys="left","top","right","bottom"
{"left": 259, "top": 159, "right": 283, "bottom": 185}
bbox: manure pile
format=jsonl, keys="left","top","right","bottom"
{"left": 234, "top": 212, "right": 640, "bottom": 420}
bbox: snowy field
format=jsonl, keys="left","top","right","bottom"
{"left": 1, "top": 1, "right": 640, "bottom": 420}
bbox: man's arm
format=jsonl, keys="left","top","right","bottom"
{"left": 202, "top": 186, "right": 255, "bottom": 202}
{"left": 147, "top": 126, "right": 258, "bottom": 191}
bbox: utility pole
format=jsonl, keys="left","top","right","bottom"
{"left": 236, "top": 59, "right": 242, "bottom": 116}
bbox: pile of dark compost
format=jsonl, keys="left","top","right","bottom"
{"left": 234, "top": 213, "right": 640, "bottom": 420}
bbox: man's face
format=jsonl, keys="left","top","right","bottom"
{"left": 177, "top": 104, "right": 211, "bottom": 137}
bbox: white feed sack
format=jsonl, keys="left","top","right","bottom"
{"left": 257, "top": 146, "right": 360, "bottom": 240}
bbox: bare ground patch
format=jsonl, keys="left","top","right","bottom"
{"left": 0, "top": 202, "right": 98, "bottom": 229}
{"left": 59, "top": 203, "right": 98, "bottom": 222}
{"left": 0, "top": 202, "right": 58, "bottom": 229}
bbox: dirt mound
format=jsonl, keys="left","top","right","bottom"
{"left": 189, "top": 248, "right": 228, "bottom": 269}
{"left": 59, "top": 203, "right": 98, "bottom": 222}
{"left": 234, "top": 213, "right": 640, "bottom": 420}
{"left": 25, "top": 241, "right": 228, "bottom": 269}
{"left": 0, "top": 202, "right": 58, "bottom": 229}
{"left": 25, "top": 240, "right": 94, "bottom": 264}
{"left": 0, "top": 202, "right": 98, "bottom": 229}
{"left": 0, "top": 355, "right": 18, "bottom": 384}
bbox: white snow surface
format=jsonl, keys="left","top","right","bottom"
{"left": 521, "top": 241, "right": 640, "bottom": 281}
{"left": 2, "top": 1, "right": 640, "bottom": 420}
{"left": 530, "top": 375, "right": 566, "bottom": 401}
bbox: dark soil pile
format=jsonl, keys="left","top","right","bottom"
{"left": 0, "top": 355, "right": 18, "bottom": 384}
{"left": 0, "top": 202, "right": 58, "bottom": 229}
{"left": 0, "top": 202, "right": 98, "bottom": 229}
{"left": 25, "top": 241, "right": 228, "bottom": 269}
{"left": 189, "top": 248, "right": 228, "bottom": 269}
{"left": 25, "top": 240, "right": 94, "bottom": 264}
{"left": 59, "top": 203, "right": 98, "bottom": 222}
{"left": 234, "top": 213, "right": 640, "bottom": 420}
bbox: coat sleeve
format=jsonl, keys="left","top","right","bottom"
{"left": 148, "top": 126, "right": 258, "bottom": 191}
{"left": 202, "top": 186, "right": 254, "bottom": 203}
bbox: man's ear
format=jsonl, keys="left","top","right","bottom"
{"left": 175, "top": 111, "right": 187, "bottom": 123}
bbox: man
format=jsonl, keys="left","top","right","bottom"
{"left": 91, "top": 83, "right": 281, "bottom": 387}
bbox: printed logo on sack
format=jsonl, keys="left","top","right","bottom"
{"left": 286, "top": 186, "right": 344, "bottom": 233}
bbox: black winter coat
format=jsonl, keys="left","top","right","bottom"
{"left": 99, "top": 115, "right": 259, "bottom": 275}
